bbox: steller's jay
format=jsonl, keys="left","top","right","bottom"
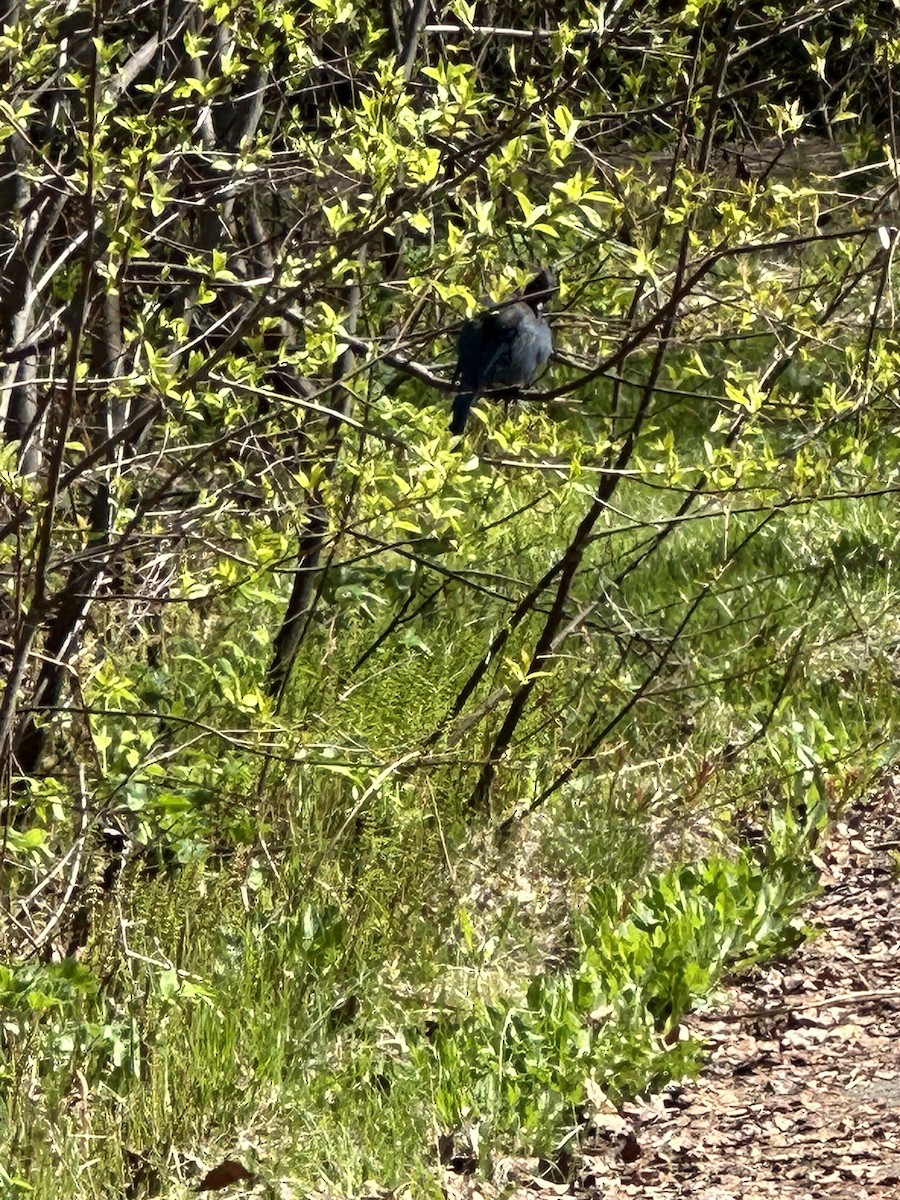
{"left": 450, "top": 268, "right": 556, "bottom": 435}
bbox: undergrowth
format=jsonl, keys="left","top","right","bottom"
{"left": 1, "top": 786, "right": 824, "bottom": 1198}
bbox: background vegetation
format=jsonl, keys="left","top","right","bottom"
{"left": 2, "top": 0, "right": 899, "bottom": 1195}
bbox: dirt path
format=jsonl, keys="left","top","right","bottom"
{"left": 577, "top": 787, "right": 900, "bottom": 1199}
{"left": 448, "top": 787, "right": 900, "bottom": 1200}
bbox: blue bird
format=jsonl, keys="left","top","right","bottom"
{"left": 450, "top": 268, "right": 556, "bottom": 435}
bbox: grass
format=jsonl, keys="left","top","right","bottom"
{"left": 4, "top": 340, "right": 900, "bottom": 1198}
{"left": 5, "top": 8, "right": 900, "bottom": 1195}
{"left": 1, "top": 798, "right": 823, "bottom": 1198}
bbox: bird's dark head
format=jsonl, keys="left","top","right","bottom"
{"left": 523, "top": 267, "right": 558, "bottom": 311}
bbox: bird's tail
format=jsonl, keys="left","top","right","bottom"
{"left": 449, "top": 393, "right": 474, "bottom": 435}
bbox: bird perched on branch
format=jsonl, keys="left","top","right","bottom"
{"left": 450, "top": 268, "right": 556, "bottom": 435}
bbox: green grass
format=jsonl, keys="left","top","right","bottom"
{"left": 4, "top": 363, "right": 900, "bottom": 1198}
{"left": 6, "top": 5, "right": 900, "bottom": 1196}
{"left": 1, "top": 795, "right": 823, "bottom": 1198}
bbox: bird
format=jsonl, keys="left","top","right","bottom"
{"left": 449, "top": 268, "right": 556, "bottom": 435}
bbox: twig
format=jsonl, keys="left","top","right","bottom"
{"left": 708, "top": 988, "right": 900, "bottom": 1023}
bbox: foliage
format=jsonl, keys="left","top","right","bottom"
{"left": 419, "top": 824, "right": 819, "bottom": 1148}
{"left": 1, "top": 0, "right": 899, "bottom": 1195}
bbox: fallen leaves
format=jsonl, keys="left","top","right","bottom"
{"left": 199, "top": 1159, "right": 253, "bottom": 1191}
{"left": 566, "top": 791, "right": 900, "bottom": 1198}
